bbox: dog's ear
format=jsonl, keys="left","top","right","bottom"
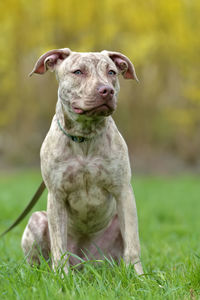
{"left": 29, "top": 48, "right": 71, "bottom": 76}
{"left": 102, "top": 50, "right": 138, "bottom": 81}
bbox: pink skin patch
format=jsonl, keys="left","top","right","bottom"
{"left": 72, "top": 107, "right": 84, "bottom": 114}
{"left": 72, "top": 104, "right": 114, "bottom": 116}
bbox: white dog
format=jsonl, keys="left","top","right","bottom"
{"left": 21, "top": 48, "right": 143, "bottom": 275}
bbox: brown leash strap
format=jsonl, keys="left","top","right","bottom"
{"left": 0, "top": 181, "right": 46, "bottom": 238}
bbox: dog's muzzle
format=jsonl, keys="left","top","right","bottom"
{"left": 72, "top": 85, "right": 116, "bottom": 117}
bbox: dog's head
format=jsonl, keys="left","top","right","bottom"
{"left": 30, "top": 48, "right": 138, "bottom": 120}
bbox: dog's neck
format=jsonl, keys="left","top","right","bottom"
{"left": 56, "top": 99, "right": 109, "bottom": 139}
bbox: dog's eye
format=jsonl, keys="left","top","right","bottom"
{"left": 73, "top": 70, "right": 83, "bottom": 75}
{"left": 108, "top": 70, "right": 116, "bottom": 76}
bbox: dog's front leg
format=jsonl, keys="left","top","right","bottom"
{"left": 47, "top": 192, "right": 68, "bottom": 273}
{"left": 116, "top": 184, "right": 143, "bottom": 275}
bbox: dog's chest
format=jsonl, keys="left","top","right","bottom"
{"left": 62, "top": 154, "right": 116, "bottom": 195}
{"left": 60, "top": 154, "right": 117, "bottom": 228}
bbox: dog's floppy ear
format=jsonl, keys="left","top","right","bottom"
{"left": 102, "top": 50, "right": 138, "bottom": 81}
{"left": 29, "top": 48, "right": 71, "bottom": 76}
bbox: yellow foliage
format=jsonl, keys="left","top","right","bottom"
{"left": 0, "top": 0, "right": 200, "bottom": 163}
{"left": 184, "top": 86, "right": 200, "bottom": 104}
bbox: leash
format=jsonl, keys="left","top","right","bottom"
{"left": 0, "top": 181, "right": 46, "bottom": 237}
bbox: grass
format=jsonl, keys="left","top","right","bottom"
{"left": 0, "top": 171, "right": 200, "bottom": 299}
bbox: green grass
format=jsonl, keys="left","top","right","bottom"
{"left": 0, "top": 171, "right": 200, "bottom": 299}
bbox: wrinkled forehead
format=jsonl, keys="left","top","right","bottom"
{"left": 65, "top": 52, "right": 116, "bottom": 70}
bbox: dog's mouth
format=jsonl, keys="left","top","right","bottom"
{"left": 72, "top": 104, "right": 115, "bottom": 116}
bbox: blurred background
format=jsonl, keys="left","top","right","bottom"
{"left": 0, "top": 0, "right": 200, "bottom": 174}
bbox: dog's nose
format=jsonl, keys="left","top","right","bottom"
{"left": 98, "top": 85, "right": 114, "bottom": 99}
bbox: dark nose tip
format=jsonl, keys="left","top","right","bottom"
{"left": 98, "top": 85, "right": 114, "bottom": 99}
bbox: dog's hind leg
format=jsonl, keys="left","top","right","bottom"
{"left": 21, "top": 211, "right": 50, "bottom": 265}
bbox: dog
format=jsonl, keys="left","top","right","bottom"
{"left": 21, "top": 48, "right": 143, "bottom": 275}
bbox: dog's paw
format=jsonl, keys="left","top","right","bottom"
{"left": 133, "top": 261, "right": 143, "bottom": 275}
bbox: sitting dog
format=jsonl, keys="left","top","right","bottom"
{"left": 21, "top": 48, "right": 143, "bottom": 275}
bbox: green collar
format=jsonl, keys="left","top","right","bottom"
{"left": 57, "top": 118, "right": 89, "bottom": 143}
